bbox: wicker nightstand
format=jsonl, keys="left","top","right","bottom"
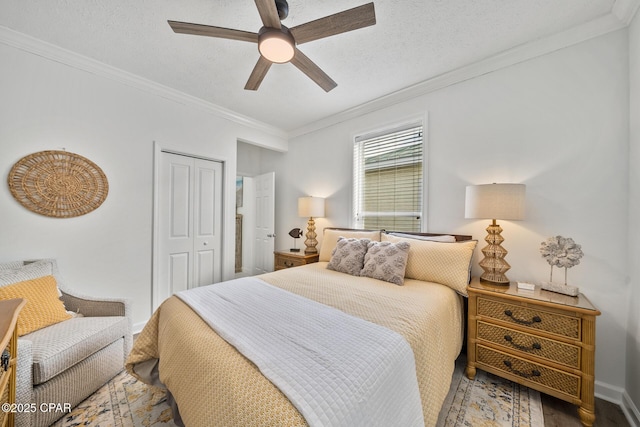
{"left": 466, "top": 277, "right": 600, "bottom": 427}
{"left": 0, "top": 299, "right": 25, "bottom": 427}
{"left": 274, "top": 251, "right": 319, "bottom": 270}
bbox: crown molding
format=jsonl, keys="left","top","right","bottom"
{"left": 2, "top": 0, "right": 636, "bottom": 144}
{"left": 288, "top": 4, "right": 633, "bottom": 139}
{"left": 0, "top": 26, "right": 288, "bottom": 140}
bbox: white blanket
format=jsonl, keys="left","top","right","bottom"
{"left": 176, "top": 276, "right": 424, "bottom": 427}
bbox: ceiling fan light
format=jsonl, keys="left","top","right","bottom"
{"left": 258, "top": 30, "right": 295, "bottom": 63}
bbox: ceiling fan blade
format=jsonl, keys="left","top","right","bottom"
{"left": 245, "top": 56, "right": 273, "bottom": 91}
{"left": 289, "top": 3, "right": 376, "bottom": 45}
{"left": 168, "top": 21, "right": 258, "bottom": 43}
{"left": 254, "top": 0, "right": 281, "bottom": 29}
{"left": 290, "top": 48, "right": 337, "bottom": 92}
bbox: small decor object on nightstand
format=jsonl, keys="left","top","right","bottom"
{"left": 539, "top": 235, "right": 583, "bottom": 296}
{"left": 288, "top": 228, "right": 303, "bottom": 252}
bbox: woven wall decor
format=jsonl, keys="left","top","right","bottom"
{"left": 8, "top": 150, "right": 109, "bottom": 218}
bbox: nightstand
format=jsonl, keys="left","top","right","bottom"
{"left": 274, "top": 251, "right": 319, "bottom": 270}
{"left": 466, "top": 277, "right": 600, "bottom": 427}
{"left": 0, "top": 299, "right": 26, "bottom": 427}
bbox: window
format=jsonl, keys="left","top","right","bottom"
{"left": 353, "top": 123, "right": 424, "bottom": 232}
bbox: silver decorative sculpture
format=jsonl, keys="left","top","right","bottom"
{"left": 539, "top": 236, "right": 583, "bottom": 296}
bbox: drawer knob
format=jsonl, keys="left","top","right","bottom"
{"left": 503, "top": 360, "right": 541, "bottom": 379}
{"left": 504, "top": 310, "right": 542, "bottom": 325}
{"left": 504, "top": 335, "right": 542, "bottom": 352}
{"left": 284, "top": 261, "right": 294, "bottom": 268}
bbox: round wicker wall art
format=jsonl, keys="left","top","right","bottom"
{"left": 8, "top": 150, "right": 109, "bottom": 218}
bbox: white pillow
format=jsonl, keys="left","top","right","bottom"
{"left": 319, "top": 229, "right": 381, "bottom": 262}
{"left": 382, "top": 234, "right": 477, "bottom": 296}
{"left": 386, "top": 232, "right": 457, "bottom": 243}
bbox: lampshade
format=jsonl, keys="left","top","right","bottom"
{"left": 298, "top": 197, "right": 325, "bottom": 218}
{"left": 258, "top": 29, "right": 295, "bottom": 63}
{"left": 465, "top": 183, "right": 526, "bottom": 221}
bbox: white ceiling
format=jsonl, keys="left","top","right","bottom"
{"left": 0, "top": 0, "right": 632, "bottom": 134}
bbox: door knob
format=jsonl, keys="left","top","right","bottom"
{"left": 203, "top": 242, "right": 208, "bottom": 246}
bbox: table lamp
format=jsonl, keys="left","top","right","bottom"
{"left": 298, "top": 196, "right": 325, "bottom": 254}
{"left": 465, "top": 183, "right": 525, "bottom": 284}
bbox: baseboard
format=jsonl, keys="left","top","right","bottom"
{"left": 596, "top": 381, "right": 640, "bottom": 427}
{"left": 623, "top": 391, "right": 640, "bottom": 427}
{"left": 595, "top": 380, "right": 625, "bottom": 403}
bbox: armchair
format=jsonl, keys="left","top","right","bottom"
{"left": 0, "top": 259, "right": 132, "bottom": 427}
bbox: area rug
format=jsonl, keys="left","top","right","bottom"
{"left": 52, "top": 357, "right": 543, "bottom": 427}
{"left": 436, "top": 356, "right": 545, "bottom": 427}
{"left": 51, "top": 370, "right": 176, "bottom": 427}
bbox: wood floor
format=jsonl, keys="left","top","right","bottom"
{"left": 541, "top": 394, "right": 630, "bottom": 427}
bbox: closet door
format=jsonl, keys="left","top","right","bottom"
{"left": 158, "top": 152, "right": 223, "bottom": 302}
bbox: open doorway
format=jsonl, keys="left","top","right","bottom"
{"left": 236, "top": 141, "right": 278, "bottom": 277}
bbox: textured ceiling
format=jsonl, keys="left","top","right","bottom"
{"left": 0, "top": 0, "right": 619, "bottom": 132}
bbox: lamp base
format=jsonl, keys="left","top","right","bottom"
{"left": 478, "top": 220, "right": 511, "bottom": 284}
{"left": 304, "top": 217, "right": 319, "bottom": 254}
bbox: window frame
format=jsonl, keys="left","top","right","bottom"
{"left": 351, "top": 115, "right": 428, "bottom": 232}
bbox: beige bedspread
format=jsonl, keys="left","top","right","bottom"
{"left": 126, "top": 262, "right": 464, "bottom": 427}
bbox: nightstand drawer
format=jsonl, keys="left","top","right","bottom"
{"left": 276, "top": 256, "right": 306, "bottom": 269}
{"left": 477, "top": 321, "right": 580, "bottom": 368}
{"left": 477, "top": 345, "right": 581, "bottom": 398}
{"left": 477, "top": 297, "right": 580, "bottom": 339}
{"left": 274, "top": 251, "right": 319, "bottom": 270}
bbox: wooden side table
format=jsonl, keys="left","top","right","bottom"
{"left": 0, "top": 299, "right": 26, "bottom": 427}
{"left": 274, "top": 251, "right": 319, "bottom": 270}
{"left": 466, "top": 278, "right": 600, "bottom": 427}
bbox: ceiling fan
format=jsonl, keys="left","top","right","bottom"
{"left": 168, "top": 0, "right": 376, "bottom": 92}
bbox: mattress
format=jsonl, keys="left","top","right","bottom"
{"left": 126, "top": 262, "right": 464, "bottom": 427}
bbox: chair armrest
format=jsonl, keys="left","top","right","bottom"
{"left": 60, "top": 289, "right": 131, "bottom": 318}
{"left": 60, "top": 287, "right": 134, "bottom": 360}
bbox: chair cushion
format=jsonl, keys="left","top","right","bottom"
{"left": 23, "top": 316, "right": 128, "bottom": 385}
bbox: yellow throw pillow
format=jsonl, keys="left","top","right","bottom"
{"left": 0, "top": 275, "right": 72, "bottom": 336}
{"left": 382, "top": 234, "right": 477, "bottom": 296}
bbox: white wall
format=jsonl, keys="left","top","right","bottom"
{"left": 0, "top": 41, "right": 286, "bottom": 329}
{"left": 627, "top": 9, "right": 640, "bottom": 421}
{"left": 266, "top": 30, "right": 630, "bottom": 393}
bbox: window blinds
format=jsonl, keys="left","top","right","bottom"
{"left": 353, "top": 124, "right": 423, "bottom": 232}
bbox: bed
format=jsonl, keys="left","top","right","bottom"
{"left": 126, "top": 229, "right": 476, "bottom": 427}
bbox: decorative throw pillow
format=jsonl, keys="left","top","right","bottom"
{"left": 327, "top": 237, "right": 371, "bottom": 276}
{"left": 0, "top": 275, "right": 72, "bottom": 336}
{"left": 382, "top": 234, "right": 477, "bottom": 296}
{"left": 360, "top": 241, "right": 411, "bottom": 286}
{"left": 319, "top": 229, "right": 381, "bottom": 262}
